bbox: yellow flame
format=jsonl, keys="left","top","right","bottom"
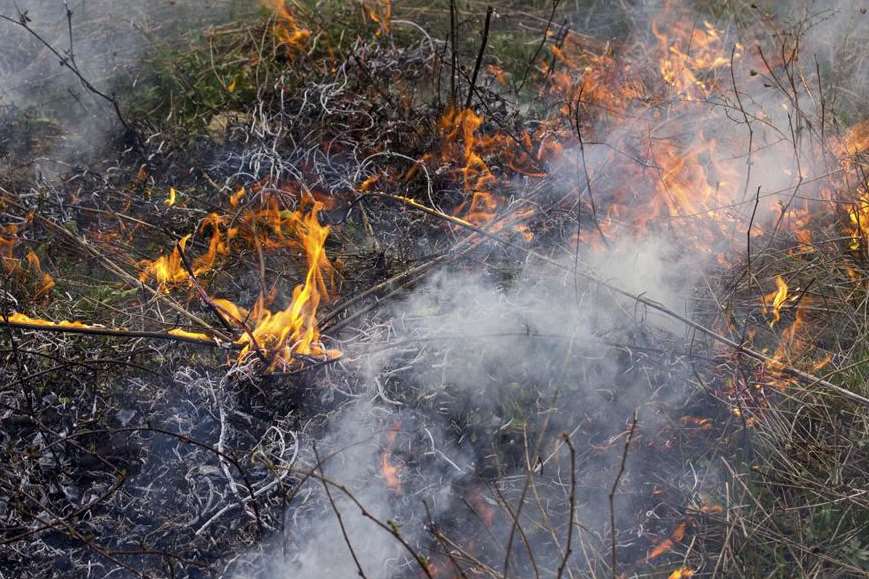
{"left": 168, "top": 328, "right": 212, "bottom": 341}
{"left": 761, "top": 275, "right": 789, "bottom": 326}
{"left": 848, "top": 192, "right": 869, "bottom": 253}
{"left": 234, "top": 196, "right": 340, "bottom": 368}
{"left": 139, "top": 234, "right": 192, "bottom": 288}
{"left": 6, "top": 312, "right": 89, "bottom": 329}
{"left": 139, "top": 213, "right": 229, "bottom": 289}
{"left": 213, "top": 298, "right": 249, "bottom": 326}
{"left": 165, "top": 187, "right": 177, "bottom": 207}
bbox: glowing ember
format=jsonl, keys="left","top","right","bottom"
{"left": 229, "top": 186, "right": 246, "bottom": 208}
{"left": 680, "top": 416, "right": 713, "bottom": 430}
{"left": 647, "top": 520, "right": 687, "bottom": 561}
{"left": 380, "top": 421, "right": 402, "bottom": 493}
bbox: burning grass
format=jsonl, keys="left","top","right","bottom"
{"left": 1, "top": 0, "right": 868, "bottom": 577}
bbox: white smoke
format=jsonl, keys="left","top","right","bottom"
{"left": 233, "top": 1, "right": 867, "bottom": 576}
{"left": 0, "top": 0, "right": 245, "bottom": 167}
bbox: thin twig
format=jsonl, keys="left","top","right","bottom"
{"left": 556, "top": 433, "right": 577, "bottom": 579}
{"left": 465, "top": 7, "right": 494, "bottom": 110}
{"left": 313, "top": 444, "right": 368, "bottom": 578}
{"left": 1, "top": 317, "right": 228, "bottom": 347}
{"left": 0, "top": 11, "right": 134, "bottom": 136}
{"left": 517, "top": 0, "right": 562, "bottom": 93}
{"left": 608, "top": 412, "right": 638, "bottom": 578}
{"left": 300, "top": 469, "right": 435, "bottom": 579}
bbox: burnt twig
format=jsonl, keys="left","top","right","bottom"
{"left": 608, "top": 412, "right": 638, "bottom": 578}
{"left": 517, "top": 0, "right": 562, "bottom": 93}
{"left": 556, "top": 433, "right": 577, "bottom": 579}
{"left": 0, "top": 10, "right": 134, "bottom": 137}
{"left": 465, "top": 7, "right": 493, "bottom": 110}
{"left": 313, "top": 443, "right": 368, "bottom": 578}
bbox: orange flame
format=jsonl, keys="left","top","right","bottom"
{"left": 435, "top": 107, "right": 535, "bottom": 237}
{"left": 0, "top": 223, "right": 18, "bottom": 274}
{"left": 668, "top": 567, "right": 695, "bottom": 579}
{"left": 362, "top": 0, "right": 391, "bottom": 35}
{"left": 229, "top": 186, "right": 246, "bottom": 208}
{"left": 193, "top": 213, "right": 230, "bottom": 275}
{"left": 262, "top": 0, "right": 310, "bottom": 51}
{"left": 24, "top": 249, "right": 55, "bottom": 300}
{"left": 652, "top": 19, "right": 736, "bottom": 100}
{"left": 439, "top": 107, "right": 499, "bottom": 226}
{"left": 836, "top": 119, "right": 869, "bottom": 158}
{"left": 765, "top": 297, "right": 815, "bottom": 388}
{"left": 467, "top": 485, "right": 495, "bottom": 527}
{"left": 1, "top": 225, "right": 53, "bottom": 300}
